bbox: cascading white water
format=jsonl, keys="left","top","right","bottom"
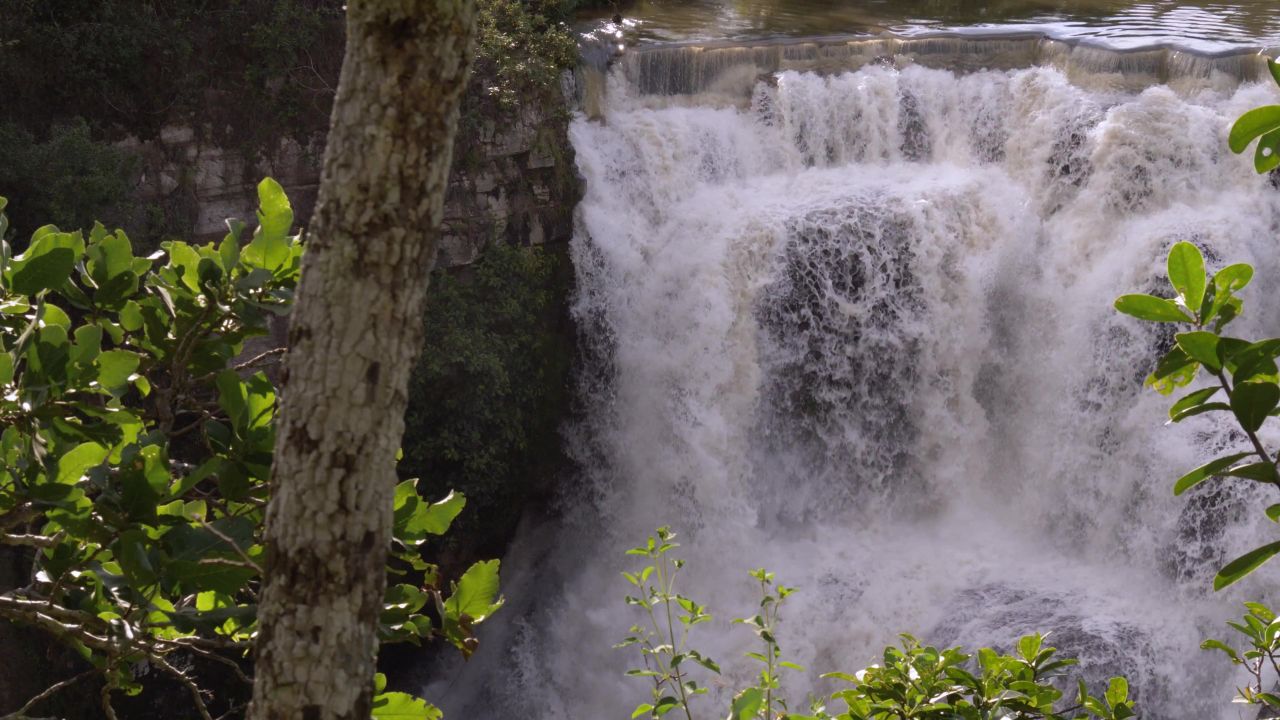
{"left": 432, "top": 44, "right": 1280, "bottom": 720}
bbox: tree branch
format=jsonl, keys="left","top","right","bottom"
{"left": 0, "top": 668, "right": 99, "bottom": 720}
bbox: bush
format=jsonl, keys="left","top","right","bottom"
{"left": 401, "top": 242, "right": 572, "bottom": 555}
{"left": 616, "top": 528, "right": 1137, "bottom": 720}
{"left": 0, "top": 119, "right": 139, "bottom": 245}
{"left": 0, "top": 1, "right": 344, "bottom": 147}
{"left": 1111, "top": 66, "right": 1280, "bottom": 712}
{"left": 467, "top": 0, "right": 580, "bottom": 119}
{"left": 0, "top": 181, "right": 499, "bottom": 718}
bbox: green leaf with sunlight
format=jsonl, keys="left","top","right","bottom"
{"left": 1255, "top": 129, "right": 1280, "bottom": 174}
{"left": 1229, "top": 105, "right": 1280, "bottom": 154}
{"left": 1115, "top": 294, "right": 1193, "bottom": 323}
{"left": 445, "top": 559, "right": 503, "bottom": 622}
{"left": 1230, "top": 381, "right": 1280, "bottom": 432}
{"left": 1175, "top": 333, "right": 1220, "bottom": 371}
{"left": 242, "top": 179, "right": 293, "bottom": 273}
{"left": 1173, "top": 452, "right": 1252, "bottom": 496}
{"left": 1168, "top": 387, "right": 1218, "bottom": 420}
{"left": 1214, "top": 541, "right": 1280, "bottom": 590}
{"left": 371, "top": 691, "right": 443, "bottom": 720}
{"left": 1215, "top": 264, "right": 1254, "bottom": 295}
{"left": 1167, "top": 242, "right": 1206, "bottom": 313}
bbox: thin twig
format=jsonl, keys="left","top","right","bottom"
{"left": 100, "top": 678, "right": 119, "bottom": 720}
{"left": 1, "top": 668, "right": 99, "bottom": 720}
{"left": 1, "top": 533, "right": 60, "bottom": 548}
{"left": 151, "top": 655, "right": 214, "bottom": 720}
{"left": 197, "top": 520, "right": 263, "bottom": 575}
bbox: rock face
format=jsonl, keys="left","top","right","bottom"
{"left": 437, "top": 106, "right": 580, "bottom": 266}
{"left": 125, "top": 81, "right": 580, "bottom": 266}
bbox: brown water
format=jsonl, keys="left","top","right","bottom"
{"left": 579, "top": 0, "right": 1280, "bottom": 53}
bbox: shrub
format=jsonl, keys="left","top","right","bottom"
{"left": 617, "top": 528, "right": 1136, "bottom": 720}
{"left": 0, "top": 181, "right": 499, "bottom": 718}
{"left": 402, "top": 242, "right": 571, "bottom": 556}
{"left": 1111, "top": 61, "right": 1280, "bottom": 711}
{"left": 0, "top": 119, "right": 139, "bottom": 245}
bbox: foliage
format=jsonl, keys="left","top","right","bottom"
{"left": 468, "top": 0, "right": 580, "bottom": 120}
{"left": 1200, "top": 602, "right": 1280, "bottom": 711}
{"left": 402, "top": 242, "right": 570, "bottom": 554}
{"left": 0, "top": 181, "right": 500, "bottom": 718}
{"left": 1229, "top": 59, "right": 1280, "bottom": 173}
{"left": 616, "top": 527, "right": 721, "bottom": 720}
{"left": 1114, "top": 241, "right": 1280, "bottom": 588}
{"left": 0, "top": 119, "right": 140, "bottom": 245}
{"left": 617, "top": 528, "right": 1134, "bottom": 720}
{"left": 1116, "top": 82, "right": 1280, "bottom": 716}
{"left": 0, "top": 1, "right": 343, "bottom": 147}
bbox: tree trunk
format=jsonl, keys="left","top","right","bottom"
{"left": 248, "top": 3, "right": 475, "bottom": 719}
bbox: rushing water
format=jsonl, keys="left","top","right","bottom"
{"left": 430, "top": 22, "right": 1280, "bottom": 720}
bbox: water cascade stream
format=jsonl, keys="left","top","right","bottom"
{"left": 433, "top": 37, "right": 1280, "bottom": 720}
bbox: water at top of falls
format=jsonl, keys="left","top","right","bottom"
{"left": 430, "top": 38, "right": 1280, "bottom": 720}
{"left": 575, "top": 0, "right": 1280, "bottom": 54}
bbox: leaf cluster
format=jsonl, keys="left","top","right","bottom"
{"left": 1228, "top": 59, "right": 1280, "bottom": 173}
{"left": 616, "top": 530, "right": 1133, "bottom": 720}
{"left": 402, "top": 241, "right": 568, "bottom": 556}
{"left": 1200, "top": 602, "right": 1280, "bottom": 710}
{"left": 811, "top": 634, "right": 1132, "bottom": 720}
{"left": 1114, "top": 241, "right": 1280, "bottom": 589}
{"left": 0, "top": 180, "right": 501, "bottom": 718}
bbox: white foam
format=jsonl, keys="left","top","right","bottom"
{"left": 432, "top": 62, "right": 1280, "bottom": 720}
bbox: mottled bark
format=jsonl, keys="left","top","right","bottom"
{"left": 248, "top": 3, "right": 475, "bottom": 719}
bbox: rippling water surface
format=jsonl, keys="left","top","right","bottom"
{"left": 579, "top": 0, "right": 1280, "bottom": 52}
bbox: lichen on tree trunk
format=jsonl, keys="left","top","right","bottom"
{"left": 248, "top": 3, "right": 476, "bottom": 719}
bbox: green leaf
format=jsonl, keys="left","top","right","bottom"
{"left": 730, "top": 688, "right": 765, "bottom": 720}
{"left": 1221, "top": 461, "right": 1276, "bottom": 482}
{"left": 1145, "top": 347, "right": 1199, "bottom": 396}
{"left": 167, "top": 560, "right": 256, "bottom": 594}
{"left": 445, "top": 559, "right": 503, "bottom": 622}
{"left": 56, "top": 442, "right": 109, "bottom": 485}
{"left": 1214, "top": 264, "right": 1254, "bottom": 295}
{"left": 419, "top": 491, "right": 466, "bottom": 536}
{"left": 1175, "top": 333, "right": 1219, "bottom": 370}
{"left": 216, "top": 370, "right": 248, "bottom": 429}
{"left": 1200, "top": 638, "right": 1241, "bottom": 663}
{"left": 1229, "top": 105, "right": 1280, "bottom": 154}
{"left": 164, "top": 517, "right": 255, "bottom": 563}
{"left": 394, "top": 482, "right": 467, "bottom": 541}
{"left": 1169, "top": 387, "right": 1219, "bottom": 419}
{"left": 1230, "top": 381, "right": 1279, "bottom": 432}
{"left": 243, "top": 178, "right": 293, "bottom": 273}
{"left": 97, "top": 349, "right": 141, "bottom": 392}
{"left": 1271, "top": 58, "right": 1280, "bottom": 89}
{"left": 1267, "top": 504, "right": 1280, "bottom": 523}
{"left": 70, "top": 324, "right": 103, "bottom": 367}
{"left": 1115, "top": 294, "right": 1193, "bottom": 323}
{"left": 1173, "top": 452, "right": 1252, "bottom": 495}
{"left": 94, "top": 270, "right": 139, "bottom": 307}
{"left": 1214, "top": 541, "right": 1280, "bottom": 590}
{"left": 1171, "top": 402, "right": 1230, "bottom": 422}
{"left": 371, "top": 692, "right": 442, "bottom": 720}
{"left": 10, "top": 246, "right": 75, "bottom": 295}
{"left": 218, "top": 232, "right": 241, "bottom": 273}
{"left": 119, "top": 300, "right": 144, "bottom": 331}
{"left": 1105, "top": 677, "right": 1128, "bottom": 708}
{"left": 1167, "top": 242, "right": 1206, "bottom": 313}
{"left": 1256, "top": 129, "right": 1280, "bottom": 174}
{"left": 115, "top": 530, "right": 158, "bottom": 586}
{"left": 0, "top": 352, "right": 11, "bottom": 386}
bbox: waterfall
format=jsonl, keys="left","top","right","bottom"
{"left": 433, "top": 39, "right": 1280, "bottom": 720}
